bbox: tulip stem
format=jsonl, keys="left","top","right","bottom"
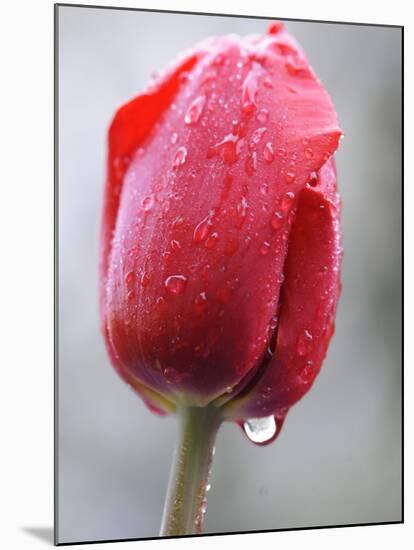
{"left": 160, "top": 404, "right": 222, "bottom": 537}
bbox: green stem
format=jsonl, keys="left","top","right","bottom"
{"left": 159, "top": 404, "right": 222, "bottom": 536}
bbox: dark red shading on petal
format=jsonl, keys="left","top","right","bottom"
{"left": 223, "top": 159, "right": 342, "bottom": 420}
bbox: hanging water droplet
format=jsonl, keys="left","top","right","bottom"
{"left": 164, "top": 275, "right": 188, "bottom": 295}
{"left": 260, "top": 182, "right": 269, "bottom": 195}
{"left": 170, "top": 132, "right": 178, "bottom": 145}
{"left": 172, "top": 146, "right": 187, "bottom": 168}
{"left": 263, "top": 142, "right": 274, "bottom": 163}
{"left": 297, "top": 329, "right": 313, "bottom": 356}
{"left": 243, "top": 415, "right": 277, "bottom": 444}
{"left": 245, "top": 152, "right": 257, "bottom": 176}
{"left": 184, "top": 94, "right": 206, "bottom": 125}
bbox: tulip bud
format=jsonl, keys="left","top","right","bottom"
{"left": 100, "top": 23, "right": 342, "bottom": 443}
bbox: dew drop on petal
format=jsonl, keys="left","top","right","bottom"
{"left": 305, "top": 147, "right": 313, "bottom": 159}
{"left": 173, "top": 146, "right": 187, "bottom": 168}
{"left": 263, "top": 142, "right": 274, "bottom": 163}
{"left": 299, "top": 360, "right": 315, "bottom": 383}
{"left": 297, "top": 329, "right": 313, "bottom": 356}
{"left": 241, "top": 69, "right": 259, "bottom": 114}
{"left": 141, "top": 273, "right": 150, "bottom": 287}
{"left": 164, "top": 275, "right": 188, "bottom": 295}
{"left": 285, "top": 171, "right": 296, "bottom": 184}
{"left": 142, "top": 195, "right": 154, "bottom": 212}
{"left": 194, "top": 291, "right": 208, "bottom": 314}
{"left": 243, "top": 416, "right": 277, "bottom": 444}
{"left": 308, "top": 171, "right": 319, "bottom": 187}
{"left": 205, "top": 232, "right": 219, "bottom": 249}
{"left": 193, "top": 212, "right": 214, "bottom": 243}
{"left": 280, "top": 191, "right": 295, "bottom": 212}
{"left": 271, "top": 211, "right": 284, "bottom": 231}
{"left": 259, "top": 241, "right": 271, "bottom": 256}
{"left": 170, "top": 132, "right": 178, "bottom": 144}
{"left": 184, "top": 95, "right": 206, "bottom": 125}
{"left": 124, "top": 271, "right": 135, "bottom": 286}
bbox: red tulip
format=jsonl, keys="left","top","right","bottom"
{"left": 100, "top": 22, "right": 342, "bottom": 443}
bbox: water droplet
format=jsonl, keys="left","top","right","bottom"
{"left": 170, "top": 239, "right": 181, "bottom": 252}
{"left": 299, "top": 360, "right": 314, "bottom": 383}
{"left": 277, "top": 147, "right": 287, "bottom": 158}
{"left": 241, "top": 68, "right": 259, "bottom": 114}
{"left": 285, "top": 58, "right": 309, "bottom": 77}
{"left": 271, "top": 211, "right": 284, "bottom": 231}
{"left": 263, "top": 75, "right": 273, "bottom": 88}
{"left": 260, "top": 384, "right": 273, "bottom": 398}
{"left": 193, "top": 212, "right": 214, "bottom": 243}
{"left": 124, "top": 271, "right": 135, "bottom": 286}
{"left": 164, "top": 275, "right": 188, "bottom": 295}
{"left": 207, "top": 133, "right": 240, "bottom": 165}
{"left": 243, "top": 416, "right": 277, "bottom": 444}
{"left": 256, "top": 108, "right": 269, "bottom": 123}
{"left": 170, "top": 132, "right": 178, "bottom": 144}
{"left": 285, "top": 171, "right": 296, "bottom": 184}
{"left": 194, "top": 291, "right": 208, "bottom": 314}
{"left": 263, "top": 142, "right": 274, "bottom": 163}
{"left": 245, "top": 152, "right": 257, "bottom": 176}
{"left": 297, "top": 329, "right": 313, "bottom": 356}
{"left": 184, "top": 94, "right": 206, "bottom": 125}
{"left": 251, "top": 127, "right": 267, "bottom": 146}
{"left": 141, "top": 273, "right": 150, "bottom": 287}
{"left": 259, "top": 241, "right": 271, "bottom": 256}
{"left": 260, "top": 182, "right": 269, "bottom": 195}
{"left": 305, "top": 147, "right": 313, "bottom": 159}
{"left": 163, "top": 367, "right": 184, "bottom": 383}
{"left": 205, "top": 232, "right": 219, "bottom": 249}
{"left": 235, "top": 197, "right": 249, "bottom": 228}
{"left": 172, "top": 146, "right": 187, "bottom": 168}
{"left": 308, "top": 171, "right": 319, "bottom": 187}
{"left": 127, "top": 290, "right": 135, "bottom": 302}
{"left": 142, "top": 195, "right": 154, "bottom": 212}
{"left": 280, "top": 191, "right": 295, "bottom": 211}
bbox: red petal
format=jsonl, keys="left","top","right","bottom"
{"left": 223, "top": 159, "right": 342, "bottom": 419}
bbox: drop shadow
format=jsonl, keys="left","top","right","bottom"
{"left": 22, "top": 527, "right": 54, "bottom": 545}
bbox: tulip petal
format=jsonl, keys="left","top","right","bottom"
{"left": 222, "top": 159, "right": 342, "bottom": 420}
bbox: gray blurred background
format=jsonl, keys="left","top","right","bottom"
{"left": 57, "top": 6, "right": 402, "bottom": 544}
